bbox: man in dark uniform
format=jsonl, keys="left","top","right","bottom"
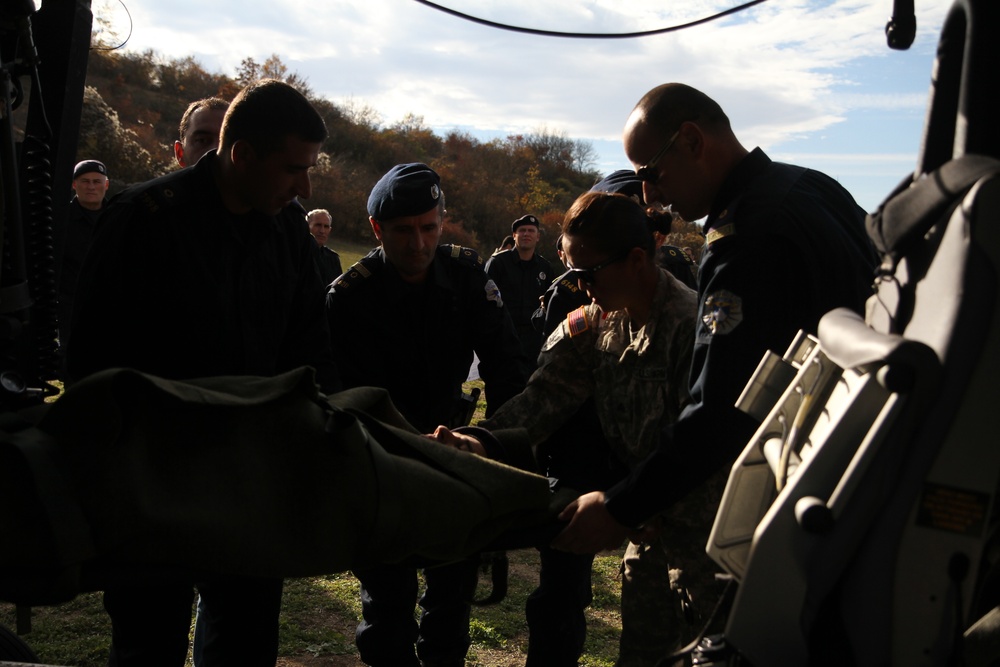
{"left": 553, "top": 83, "right": 876, "bottom": 568}
{"left": 655, "top": 244, "right": 697, "bottom": 290}
{"left": 486, "top": 214, "right": 554, "bottom": 370}
{"left": 326, "top": 163, "right": 527, "bottom": 667}
{"left": 68, "top": 79, "right": 337, "bottom": 667}
{"left": 57, "top": 159, "right": 109, "bottom": 373}
{"left": 173, "top": 97, "right": 228, "bottom": 168}
{"left": 306, "top": 208, "right": 343, "bottom": 285}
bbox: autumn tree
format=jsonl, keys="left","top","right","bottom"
{"left": 234, "top": 54, "right": 312, "bottom": 98}
{"left": 664, "top": 217, "right": 706, "bottom": 263}
{"left": 76, "top": 86, "right": 168, "bottom": 190}
{"left": 78, "top": 44, "right": 600, "bottom": 253}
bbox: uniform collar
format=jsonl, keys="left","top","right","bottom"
{"left": 595, "top": 269, "right": 674, "bottom": 359}
{"left": 375, "top": 246, "right": 449, "bottom": 291}
{"left": 706, "top": 147, "right": 771, "bottom": 232}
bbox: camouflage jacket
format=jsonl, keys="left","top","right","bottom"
{"left": 479, "top": 269, "right": 698, "bottom": 468}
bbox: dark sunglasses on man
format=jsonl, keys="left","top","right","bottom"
{"left": 635, "top": 129, "right": 681, "bottom": 183}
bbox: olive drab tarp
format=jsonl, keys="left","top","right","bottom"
{"left": 0, "top": 367, "right": 566, "bottom": 606}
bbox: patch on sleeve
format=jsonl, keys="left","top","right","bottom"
{"left": 702, "top": 290, "right": 743, "bottom": 335}
{"left": 484, "top": 279, "right": 503, "bottom": 307}
{"left": 567, "top": 306, "right": 590, "bottom": 337}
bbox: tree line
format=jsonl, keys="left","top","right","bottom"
{"left": 79, "top": 44, "right": 704, "bottom": 258}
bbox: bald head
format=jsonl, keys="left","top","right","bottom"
{"left": 623, "top": 83, "right": 747, "bottom": 222}
{"left": 628, "top": 84, "right": 730, "bottom": 136}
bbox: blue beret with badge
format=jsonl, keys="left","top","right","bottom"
{"left": 511, "top": 214, "right": 539, "bottom": 233}
{"left": 73, "top": 159, "right": 108, "bottom": 179}
{"left": 367, "top": 163, "right": 442, "bottom": 221}
{"left": 590, "top": 169, "right": 644, "bottom": 203}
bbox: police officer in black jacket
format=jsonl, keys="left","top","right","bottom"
{"left": 486, "top": 214, "right": 554, "bottom": 371}
{"left": 327, "top": 163, "right": 527, "bottom": 667}
{"left": 553, "top": 83, "right": 876, "bottom": 557}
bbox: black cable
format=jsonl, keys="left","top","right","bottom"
{"left": 411, "top": 0, "right": 771, "bottom": 39}
{"left": 656, "top": 577, "right": 737, "bottom": 666}
{"left": 92, "top": 0, "right": 132, "bottom": 51}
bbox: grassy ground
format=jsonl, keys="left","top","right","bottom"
{"left": 329, "top": 239, "right": 373, "bottom": 273}
{"left": 0, "top": 548, "right": 624, "bottom": 666}
{"left": 1, "top": 381, "right": 627, "bottom": 666}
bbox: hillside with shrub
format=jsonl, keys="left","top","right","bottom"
{"left": 79, "top": 44, "right": 704, "bottom": 257}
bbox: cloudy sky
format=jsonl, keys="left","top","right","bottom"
{"left": 95, "top": 0, "right": 953, "bottom": 211}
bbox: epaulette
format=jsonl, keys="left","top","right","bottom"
{"left": 439, "top": 244, "right": 485, "bottom": 268}
{"left": 331, "top": 253, "right": 382, "bottom": 291}
{"left": 706, "top": 222, "right": 736, "bottom": 246}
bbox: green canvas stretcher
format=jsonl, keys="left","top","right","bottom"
{"left": 0, "top": 367, "right": 570, "bottom": 606}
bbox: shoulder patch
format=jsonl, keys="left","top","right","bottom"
{"left": 702, "top": 289, "right": 743, "bottom": 335}
{"left": 484, "top": 279, "right": 503, "bottom": 307}
{"left": 567, "top": 306, "right": 590, "bottom": 337}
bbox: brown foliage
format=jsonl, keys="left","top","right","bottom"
{"left": 77, "top": 86, "right": 169, "bottom": 191}
{"left": 81, "top": 47, "right": 602, "bottom": 253}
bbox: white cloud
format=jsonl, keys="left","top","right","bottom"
{"left": 96, "top": 0, "right": 953, "bottom": 207}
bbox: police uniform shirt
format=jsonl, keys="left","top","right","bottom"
{"left": 58, "top": 196, "right": 106, "bottom": 350}
{"left": 485, "top": 248, "right": 555, "bottom": 364}
{"left": 605, "top": 147, "right": 877, "bottom": 528}
{"left": 67, "top": 153, "right": 338, "bottom": 392}
{"left": 535, "top": 269, "right": 591, "bottom": 340}
{"left": 655, "top": 245, "right": 698, "bottom": 291}
{"left": 59, "top": 196, "right": 104, "bottom": 299}
{"left": 326, "top": 245, "right": 527, "bottom": 433}
{"left": 314, "top": 244, "right": 344, "bottom": 286}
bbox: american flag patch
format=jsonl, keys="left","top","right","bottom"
{"left": 567, "top": 307, "right": 590, "bottom": 337}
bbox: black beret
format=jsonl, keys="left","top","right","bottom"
{"left": 73, "top": 159, "right": 108, "bottom": 179}
{"left": 511, "top": 214, "right": 539, "bottom": 233}
{"left": 367, "top": 163, "right": 442, "bottom": 221}
{"left": 590, "top": 169, "right": 644, "bottom": 203}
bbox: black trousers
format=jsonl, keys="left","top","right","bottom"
{"left": 354, "top": 558, "right": 479, "bottom": 667}
{"left": 525, "top": 546, "right": 596, "bottom": 667}
{"left": 103, "top": 576, "right": 283, "bottom": 667}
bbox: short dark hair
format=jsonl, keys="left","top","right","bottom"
{"left": 219, "top": 79, "right": 327, "bottom": 157}
{"left": 177, "top": 97, "right": 229, "bottom": 140}
{"left": 562, "top": 191, "right": 654, "bottom": 257}
{"left": 637, "top": 83, "right": 731, "bottom": 135}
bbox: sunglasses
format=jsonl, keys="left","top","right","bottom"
{"left": 635, "top": 129, "right": 680, "bottom": 183}
{"left": 566, "top": 249, "right": 632, "bottom": 286}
